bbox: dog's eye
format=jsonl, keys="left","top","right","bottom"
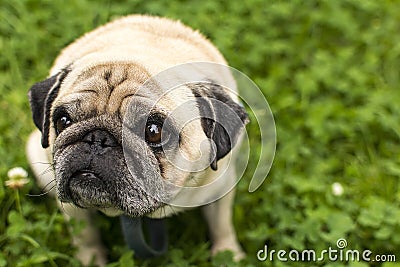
{"left": 55, "top": 115, "right": 72, "bottom": 135}
{"left": 144, "top": 114, "right": 177, "bottom": 149}
{"left": 145, "top": 123, "right": 162, "bottom": 147}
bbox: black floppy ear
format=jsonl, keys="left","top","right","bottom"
{"left": 28, "top": 68, "right": 70, "bottom": 148}
{"left": 191, "top": 82, "right": 249, "bottom": 170}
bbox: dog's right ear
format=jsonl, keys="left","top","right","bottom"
{"left": 28, "top": 68, "right": 70, "bottom": 148}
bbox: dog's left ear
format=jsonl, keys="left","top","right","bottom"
{"left": 191, "top": 82, "right": 249, "bottom": 170}
{"left": 28, "top": 67, "right": 70, "bottom": 148}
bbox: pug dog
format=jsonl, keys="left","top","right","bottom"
{"left": 26, "top": 15, "right": 248, "bottom": 265}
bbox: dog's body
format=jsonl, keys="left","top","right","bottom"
{"left": 26, "top": 15, "right": 247, "bottom": 265}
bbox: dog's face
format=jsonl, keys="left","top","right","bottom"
{"left": 28, "top": 62, "right": 248, "bottom": 217}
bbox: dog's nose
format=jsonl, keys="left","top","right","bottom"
{"left": 83, "top": 129, "right": 118, "bottom": 147}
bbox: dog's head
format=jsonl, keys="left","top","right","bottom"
{"left": 28, "top": 62, "right": 249, "bottom": 217}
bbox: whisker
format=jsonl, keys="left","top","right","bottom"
{"left": 42, "top": 179, "right": 57, "bottom": 189}
{"left": 40, "top": 167, "right": 54, "bottom": 176}
{"left": 26, "top": 184, "right": 56, "bottom": 197}
{"left": 30, "top": 161, "right": 52, "bottom": 165}
{"left": 26, "top": 182, "right": 56, "bottom": 197}
{"left": 27, "top": 161, "right": 56, "bottom": 197}
{"left": 29, "top": 161, "right": 55, "bottom": 177}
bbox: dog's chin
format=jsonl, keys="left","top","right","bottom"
{"left": 65, "top": 170, "right": 114, "bottom": 209}
{"left": 58, "top": 170, "right": 163, "bottom": 217}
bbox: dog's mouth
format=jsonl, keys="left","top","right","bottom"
{"left": 61, "top": 170, "right": 114, "bottom": 209}
{"left": 58, "top": 168, "right": 163, "bottom": 216}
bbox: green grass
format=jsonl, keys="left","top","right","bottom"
{"left": 1, "top": 0, "right": 400, "bottom": 266}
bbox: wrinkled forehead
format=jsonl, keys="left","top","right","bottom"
{"left": 54, "top": 63, "right": 148, "bottom": 105}
{"left": 55, "top": 62, "right": 193, "bottom": 109}
{"left": 52, "top": 62, "right": 200, "bottom": 122}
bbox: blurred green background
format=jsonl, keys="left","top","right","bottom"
{"left": 1, "top": 0, "right": 400, "bottom": 266}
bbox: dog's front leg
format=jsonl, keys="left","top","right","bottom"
{"left": 202, "top": 189, "right": 245, "bottom": 261}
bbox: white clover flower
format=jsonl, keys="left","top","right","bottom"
{"left": 7, "top": 167, "right": 28, "bottom": 179}
{"left": 5, "top": 167, "right": 29, "bottom": 189}
{"left": 331, "top": 182, "right": 344, "bottom": 196}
